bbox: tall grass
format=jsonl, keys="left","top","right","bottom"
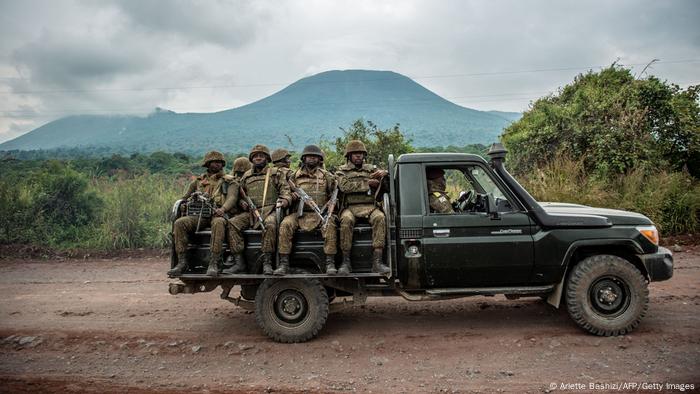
{"left": 86, "top": 175, "right": 184, "bottom": 249}
{"left": 516, "top": 156, "right": 700, "bottom": 235}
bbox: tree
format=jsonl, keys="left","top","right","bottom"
{"left": 322, "top": 120, "right": 414, "bottom": 170}
{"left": 501, "top": 66, "right": 699, "bottom": 177}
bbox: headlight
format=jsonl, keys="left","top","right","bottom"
{"left": 636, "top": 225, "right": 659, "bottom": 246}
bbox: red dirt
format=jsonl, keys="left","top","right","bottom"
{"left": 1, "top": 248, "right": 698, "bottom": 393}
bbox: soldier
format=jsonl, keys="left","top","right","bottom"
{"left": 427, "top": 168, "right": 455, "bottom": 214}
{"left": 168, "top": 151, "right": 238, "bottom": 277}
{"left": 231, "top": 157, "right": 252, "bottom": 179}
{"left": 223, "top": 145, "right": 291, "bottom": 275}
{"left": 276, "top": 145, "right": 338, "bottom": 275}
{"left": 271, "top": 148, "right": 292, "bottom": 182}
{"left": 335, "top": 140, "right": 391, "bottom": 275}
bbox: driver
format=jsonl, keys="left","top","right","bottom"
{"left": 427, "top": 168, "right": 455, "bottom": 214}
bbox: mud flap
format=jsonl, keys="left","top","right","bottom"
{"left": 547, "top": 266, "right": 567, "bottom": 308}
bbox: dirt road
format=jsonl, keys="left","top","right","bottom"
{"left": 1, "top": 249, "right": 698, "bottom": 393}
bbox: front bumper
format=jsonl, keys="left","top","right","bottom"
{"left": 638, "top": 246, "right": 674, "bottom": 282}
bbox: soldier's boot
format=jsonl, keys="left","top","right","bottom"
{"left": 274, "top": 254, "right": 290, "bottom": 276}
{"left": 168, "top": 254, "right": 189, "bottom": 276}
{"left": 372, "top": 249, "right": 391, "bottom": 274}
{"left": 338, "top": 254, "right": 352, "bottom": 275}
{"left": 223, "top": 254, "right": 235, "bottom": 270}
{"left": 325, "top": 255, "right": 337, "bottom": 275}
{"left": 222, "top": 254, "right": 246, "bottom": 274}
{"left": 262, "top": 253, "right": 274, "bottom": 275}
{"left": 206, "top": 253, "right": 220, "bottom": 277}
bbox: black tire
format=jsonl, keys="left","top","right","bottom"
{"left": 566, "top": 255, "right": 648, "bottom": 336}
{"left": 240, "top": 284, "right": 258, "bottom": 301}
{"left": 255, "top": 278, "right": 329, "bottom": 343}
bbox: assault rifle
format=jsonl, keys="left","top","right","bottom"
{"left": 188, "top": 191, "right": 213, "bottom": 233}
{"left": 240, "top": 187, "right": 266, "bottom": 230}
{"left": 288, "top": 180, "right": 325, "bottom": 222}
{"left": 321, "top": 187, "right": 338, "bottom": 232}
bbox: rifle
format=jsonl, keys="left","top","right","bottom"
{"left": 240, "top": 187, "right": 266, "bottom": 230}
{"left": 321, "top": 187, "right": 338, "bottom": 232}
{"left": 188, "top": 191, "right": 213, "bottom": 233}
{"left": 288, "top": 180, "right": 325, "bottom": 222}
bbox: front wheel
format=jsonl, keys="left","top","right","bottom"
{"left": 255, "top": 278, "right": 329, "bottom": 343}
{"left": 566, "top": 255, "right": 648, "bottom": 336}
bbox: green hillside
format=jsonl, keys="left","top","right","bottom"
{"left": 0, "top": 70, "right": 521, "bottom": 154}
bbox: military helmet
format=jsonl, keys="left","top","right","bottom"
{"left": 232, "top": 157, "right": 252, "bottom": 173}
{"left": 344, "top": 140, "right": 367, "bottom": 157}
{"left": 301, "top": 144, "right": 325, "bottom": 160}
{"left": 201, "top": 150, "right": 226, "bottom": 167}
{"left": 271, "top": 148, "right": 290, "bottom": 163}
{"left": 248, "top": 144, "right": 271, "bottom": 161}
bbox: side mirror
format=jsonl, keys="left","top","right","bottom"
{"left": 486, "top": 193, "right": 500, "bottom": 220}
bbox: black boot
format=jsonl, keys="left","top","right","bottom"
{"left": 207, "top": 253, "right": 220, "bottom": 277}
{"left": 262, "top": 253, "right": 274, "bottom": 275}
{"left": 338, "top": 254, "right": 352, "bottom": 275}
{"left": 222, "top": 254, "right": 245, "bottom": 274}
{"left": 325, "top": 255, "right": 337, "bottom": 275}
{"left": 274, "top": 254, "right": 289, "bottom": 276}
{"left": 168, "top": 254, "right": 189, "bottom": 276}
{"left": 222, "top": 254, "right": 234, "bottom": 269}
{"left": 372, "top": 249, "right": 391, "bottom": 274}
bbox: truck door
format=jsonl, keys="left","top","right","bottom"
{"left": 421, "top": 165, "right": 535, "bottom": 287}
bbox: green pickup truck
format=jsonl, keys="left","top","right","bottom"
{"left": 168, "top": 143, "right": 673, "bottom": 343}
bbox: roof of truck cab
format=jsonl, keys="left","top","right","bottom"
{"left": 395, "top": 153, "right": 487, "bottom": 164}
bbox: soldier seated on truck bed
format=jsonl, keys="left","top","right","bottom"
{"left": 223, "top": 144, "right": 291, "bottom": 275}
{"left": 271, "top": 148, "right": 292, "bottom": 182}
{"left": 276, "top": 145, "right": 339, "bottom": 275}
{"left": 168, "top": 151, "right": 239, "bottom": 277}
{"left": 336, "top": 140, "right": 391, "bottom": 275}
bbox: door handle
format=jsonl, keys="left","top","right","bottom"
{"left": 433, "top": 229, "right": 450, "bottom": 237}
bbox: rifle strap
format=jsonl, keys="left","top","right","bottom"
{"left": 261, "top": 167, "right": 272, "bottom": 215}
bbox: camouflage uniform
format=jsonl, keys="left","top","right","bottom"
{"left": 336, "top": 140, "right": 390, "bottom": 275}
{"left": 277, "top": 146, "right": 338, "bottom": 275}
{"left": 337, "top": 162, "right": 386, "bottom": 252}
{"left": 271, "top": 148, "right": 292, "bottom": 182}
{"left": 231, "top": 157, "right": 252, "bottom": 179}
{"left": 226, "top": 145, "right": 291, "bottom": 274}
{"left": 427, "top": 168, "right": 454, "bottom": 214}
{"left": 170, "top": 151, "right": 238, "bottom": 276}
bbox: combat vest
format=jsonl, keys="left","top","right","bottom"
{"left": 274, "top": 163, "right": 292, "bottom": 182}
{"left": 336, "top": 163, "right": 377, "bottom": 206}
{"left": 291, "top": 166, "right": 334, "bottom": 211}
{"left": 195, "top": 170, "right": 226, "bottom": 207}
{"left": 241, "top": 166, "right": 280, "bottom": 208}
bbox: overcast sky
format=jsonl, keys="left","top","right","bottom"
{"left": 0, "top": 0, "right": 698, "bottom": 143}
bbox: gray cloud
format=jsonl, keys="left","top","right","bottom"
{"left": 113, "top": 0, "right": 268, "bottom": 49}
{"left": 0, "top": 0, "right": 698, "bottom": 144}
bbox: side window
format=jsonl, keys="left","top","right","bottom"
{"left": 468, "top": 166, "right": 515, "bottom": 213}
{"left": 426, "top": 167, "right": 474, "bottom": 215}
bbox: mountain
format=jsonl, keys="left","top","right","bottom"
{"left": 0, "top": 70, "right": 521, "bottom": 154}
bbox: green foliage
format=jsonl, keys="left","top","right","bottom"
{"left": 89, "top": 175, "right": 183, "bottom": 249}
{"left": 518, "top": 156, "right": 700, "bottom": 235}
{"left": 501, "top": 66, "right": 700, "bottom": 178}
{"left": 323, "top": 119, "right": 414, "bottom": 170}
{"left": 0, "top": 162, "right": 102, "bottom": 245}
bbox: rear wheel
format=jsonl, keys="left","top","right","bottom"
{"left": 566, "top": 255, "right": 648, "bottom": 336}
{"left": 255, "top": 278, "right": 329, "bottom": 343}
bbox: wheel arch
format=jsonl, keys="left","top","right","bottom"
{"left": 547, "top": 239, "right": 648, "bottom": 308}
